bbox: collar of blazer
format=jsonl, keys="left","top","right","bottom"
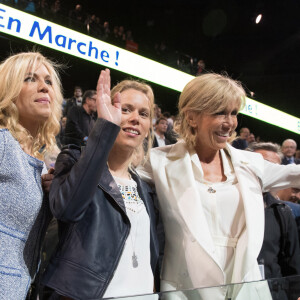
{"left": 164, "top": 140, "right": 265, "bottom": 283}
{"left": 165, "top": 140, "right": 263, "bottom": 172}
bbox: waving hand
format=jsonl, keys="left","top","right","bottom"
{"left": 96, "top": 69, "right": 121, "bottom": 126}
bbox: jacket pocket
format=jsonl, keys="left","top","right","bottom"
{"left": 45, "top": 257, "right": 107, "bottom": 299}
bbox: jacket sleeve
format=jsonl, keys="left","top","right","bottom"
{"left": 261, "top": 159, "right": 300, "bottom": 193}
{"left": 49, "top": 118, "right": 120, "bottom": 222}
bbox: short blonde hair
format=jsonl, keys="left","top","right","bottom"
{"left": 176, "top": 73, "right": 246, "bottom": 149}
{"left": 111, "top": 80, "right": 155, "bottom": 165}
{"left": 0, "top": 52, "right": 63, "bottom": 159}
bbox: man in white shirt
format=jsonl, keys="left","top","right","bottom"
{"left": 153, "top": 117, "right": 171, "bottom": 147}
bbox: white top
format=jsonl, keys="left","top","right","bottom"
{"left": 190, "top": 148, "right": 246, "bottom": 284}
{"left": 154, "top": 132, "right": 166, "bottom": 147}
{"left": 103, "top": 176, "right": 153, "bottom": 298}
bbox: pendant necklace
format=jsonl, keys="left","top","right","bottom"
{"left": 125, "top": 177, "right": 140, "bottom": 268}
{"left": 207, "top": 186, "right": 216, "bottom": 193}
{"left": 116, "top": 174, "right": 140, "bottom": 268}
{"left": 202, "top": 180, "right": 216, "bottom": 193}
{"left": 130, "top": 209, "right": 139, "bottom": 268}
{"left": 132, "top": 252, "right": 138, "bottom": 268}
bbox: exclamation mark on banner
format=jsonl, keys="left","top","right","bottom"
{"left": 115, "top": 51, "right": 119, "bottom": 66}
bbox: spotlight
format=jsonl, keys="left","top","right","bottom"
{"left": 255, "top": 14, "right": 262, "bottom": 24}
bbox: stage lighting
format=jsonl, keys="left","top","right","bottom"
{"left": 255, "top": 14, "right": 262, "bottom": 24}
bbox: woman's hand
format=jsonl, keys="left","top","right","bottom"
{"left": 41, "top": 168, "right": 55, "bottom": 194}
{"left": 96, "top": 68, "right": 121, "bottom": 126}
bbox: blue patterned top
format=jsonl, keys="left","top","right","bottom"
{"left": 0, "top": 129, "right": 44, "bottom": 299}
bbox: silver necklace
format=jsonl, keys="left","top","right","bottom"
{"left": 202, "top": 180, "right": 217, "bottom": 193}
{"left": 130, "top": 202, "right": 140, "bottom": 268}
{"left": 207, "top": 186, "right": 216, "bottom": 193}
{"left": 132, "top": 252, "right": 138, "bottom": 268}
{"left": 117, "top": 180, "right": 140, "bottom": 268}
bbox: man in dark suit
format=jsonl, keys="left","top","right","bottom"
{"left": 281, "top": 139, "right": 300, "bottom": 165}
{"left": 249, "top": 142, "right": 300, "bottom": 300}
{"left": 153, "top": 117, "right": 171, "bottom": 148}
{"left": 63, "top": 86, "right": 83, "bottom": 117}
{"left": 231, "top": 127, "right": 250, "bottom": 150}
{"left": 64, "top": 90, "right": 97, "bottom": 146}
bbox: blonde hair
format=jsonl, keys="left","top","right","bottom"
{"left": 0, "top": 52, "right": 63, "bottom": 159}
{"left": 176, "top": 73, "right": 246, "bottom": 149}
{"left": 111, "top": 80, "right": 155, "bottom": 165}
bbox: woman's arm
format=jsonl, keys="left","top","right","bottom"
{"left": 49, "top": 69, "right": 122, "bottom": 222}
{"left": 262, "top": 159, "right": 300, "bottom": 193}
{"left": 49, "top": 118, "right": 120, "bottom": 222}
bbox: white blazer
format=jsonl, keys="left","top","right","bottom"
{"left": 138, "top": 140, "right": 300, "bottom": 299}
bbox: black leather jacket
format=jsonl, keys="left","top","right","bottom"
{"left": 42, "top": 118, "right": 160, "bottom": 300}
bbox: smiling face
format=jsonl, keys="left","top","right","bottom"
{"left": 114, "top": 88, "right": 151, "bottom": 153}
{"left": 189, "top": 103, "right": 239, "bottom": 154}
{"left": 16, "top": 63, "right": 54, "bottom": 129}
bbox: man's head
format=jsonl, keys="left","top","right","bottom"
{"left": 282, "top": 139, "right": 297, "bottom": 158}
{"left": 248, "top": 142, "right": 281, "bottom": 164}
{"left": 247, "top": 133, "right": 255, "bottom": 144}
{"left": 75, "top": 4, "right": 82, "bottom": 11}
{"left": 240, "top": 127, "right": 250, "bottom": 140}
{"left": 82, "top": 90, "right": 97, "bottom": 114}
{"left": 74, "top": 86, "right": 82, "bottom": 98}
{"left": 154, "top": 104, "right": 161, "bottom": 118}
{"left": 276, "top": 188, "right": 300, "bottom": 204}
{"left": 155, "top": 117, "right": 168, "bottom": 135}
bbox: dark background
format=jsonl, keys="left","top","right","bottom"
{"left": 1, "top": 0, "right": 300, "bottom": 144}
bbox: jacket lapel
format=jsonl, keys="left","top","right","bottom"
{"left": 227, "top": 146, "right": 265, "bottom": 283}
{"left": 97, "top": 166, "right": 126, "bottom": 213}
{"left": 165, "top": 142, "right": 219, "bottom": 265}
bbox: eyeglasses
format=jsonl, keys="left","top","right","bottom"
{"left": 90, "top": 97, "right": 97, "bottom": 101}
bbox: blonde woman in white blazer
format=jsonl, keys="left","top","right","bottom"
{"left": 138, "top": 73, "right": 300, "bottom": 299}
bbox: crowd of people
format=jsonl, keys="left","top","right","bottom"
{"left": 1, "top": 50, "right": 300, "bottom": 300}
{"left": 0, "top": 0, "right": 205, "bottom": 75}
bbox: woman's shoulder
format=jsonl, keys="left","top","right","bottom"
{"left": 0, "top": 129, "right": 22, "bottom": 167}
{"left": 150, "top": 140, "right": 188, "bottom": 158}
{"left": 0, "top": 128, "right": 10, "bottom": 136}
{"left": 226, "top": 143, "right": 264, "bottom": 163}
{"left": 0, "top": 128, "right": 17, "bottom": 149}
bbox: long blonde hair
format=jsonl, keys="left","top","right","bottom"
{"left": 111, "top": 80, "right": 155, "bottom": 165}
{"left": 175, "top": 73, "right": 246, "bottom": 149}
{"left": 0, "top": 52, "right": 63, "bottom": 159}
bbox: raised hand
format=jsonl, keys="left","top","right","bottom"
{"left": 96, "top": 69, "right": 121, "bottom": 125}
